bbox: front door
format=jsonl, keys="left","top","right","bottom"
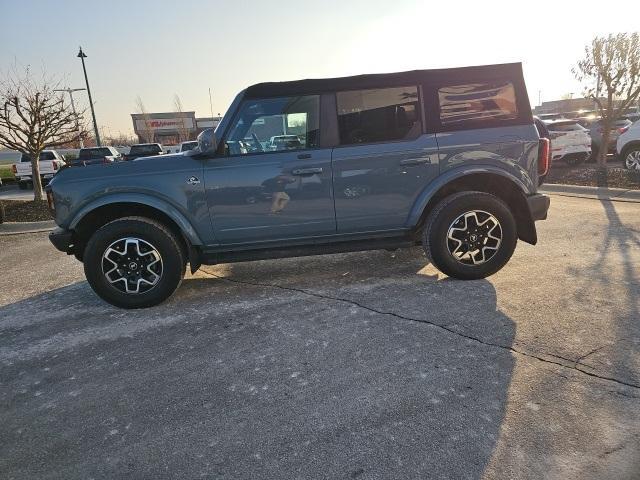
{"left": 204, "top": 95, "right": 335, "bottom": 245}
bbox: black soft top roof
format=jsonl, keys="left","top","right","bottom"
{"left": 245, "top": 63, "right": 525, "bottom": 98}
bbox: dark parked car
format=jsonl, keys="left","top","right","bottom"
{"left": 47, "top": 62, "right": 550, "bottom": 308}
{"left": 124, "top": 143, "right": 164, "bottom": 161}
{"left": 70, "top": 147, "right": 122, "bottom": 167}
{"left": 589, "top": 118, "right": 632, "bottom": 156}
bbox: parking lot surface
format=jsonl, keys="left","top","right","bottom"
{"left": 1, "top": 195, "right": 639, "bottom": 479}
{"left": 0, "top": 184, "right": 32, "bottom": 201}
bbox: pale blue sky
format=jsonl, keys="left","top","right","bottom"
{"left": 2, "top": 0, "right": 639, "bottom": 136}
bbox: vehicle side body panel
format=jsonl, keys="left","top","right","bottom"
{"left": 49, "top": 154, "right": 211, "bottom": 245}
{"left": 436, "top": 125, "right": 539, "bottom": 194}
{"left": 203, "top": 148, "right": 336, "bottom": 244}
{"left": 332, "top": 134, "right": 440, "bottom": 232}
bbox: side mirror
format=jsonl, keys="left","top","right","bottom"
{"left": 197, "top": 128, "right": 217, "bottom": 154}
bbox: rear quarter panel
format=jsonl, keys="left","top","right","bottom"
{"left": 436, "top": 124, "right": 539, "bottom": 194}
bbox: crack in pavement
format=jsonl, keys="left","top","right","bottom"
{"left": 574, "top": 345, "right": 608, "bottom": 367}
{"left": 199, "top": 268, "right": 640, "bottom": 392}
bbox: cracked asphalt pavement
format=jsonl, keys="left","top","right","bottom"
{"left": 1, "top": 195, "right": 639, "bottom": 479}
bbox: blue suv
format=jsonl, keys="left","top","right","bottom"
{"left": 47, "top": 63, "right": 550, "bottom": 308}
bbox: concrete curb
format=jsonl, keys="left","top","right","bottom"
{"left": 540, "top": 183, "right": 640, "bottom": 203}
{"left": 0, "top": 220, "right": 55, "bottom": 236}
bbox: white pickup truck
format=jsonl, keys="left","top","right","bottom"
{"left": 12, "top": 150, "right": 66, "bottom": 189}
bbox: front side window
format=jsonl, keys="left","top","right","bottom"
{"left": 336, "top": 86, "right": 421, "bottom": 145}
{"left": 225, "top": 95, "right": 320, "bottom": 156}
{"left": 438, "top": 81, "right": 518, "bottom": 126}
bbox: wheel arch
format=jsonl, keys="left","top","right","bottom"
{"left": 620, "top": 140, "right": 640, "bottom": 159}
{"left": 408, "top": 169, "right": 537, "bottom": 245}
{"left": 69, "top": 195, "right": 203, "bottom": 268}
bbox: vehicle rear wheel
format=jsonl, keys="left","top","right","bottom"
{"left": 83, "top": 217, "right": 186, "bottom": 308}
{"left": 623, "top": 148, "right": 640, "bottom": 171}
{"left": 422, "top": 191, "right": 517, "bottom": 280}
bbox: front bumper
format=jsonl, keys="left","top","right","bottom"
{"left": 528, "top": 193, "right": 550, "bottom": 221}
{"left": 49, "top": 227, "right": 74, "bottom": 253}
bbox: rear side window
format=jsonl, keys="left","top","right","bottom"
{"left": 336, "top": 86, "right": 421, "bottom": 145}
{"left": 438, "top": 81, "right": 518, "bottom": 126}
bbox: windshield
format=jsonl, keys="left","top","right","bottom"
{"left": 547, "top": 122, "right": 586, "bottom": 132}
{"left": 79, "top": 148, "right": 113, "bottom": 159}
{"left": 131, "top": 145, "right": 161, "bottom": 155}
{"left": 181, "top": 142, "right": 198, "bottom": 151}
{"left": 21, "top": 152, "right": 55, "bottom": 162}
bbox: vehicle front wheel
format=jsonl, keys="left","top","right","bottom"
{"left": 623, "top": 147, "right": 640, "bottom": 171}
{"left": 83, "top": 217, "right": 186, "bottom": 308}
{"left": 422, "top": 191, "right": 517, "bottom": 280}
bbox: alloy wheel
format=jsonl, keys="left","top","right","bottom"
{"left": 625, "top": 150, "right": 640, "bottom": 170}
{"left": 101, "top": 237, "right": 163, "bottom": 294}
{"left": 446, "top": 210, "right": 502, "bottom": 265}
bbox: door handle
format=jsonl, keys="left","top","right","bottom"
{"left": 292, "top": 167, "right": 323, "bottom": 176}
{"left": 400, "top": 157, "right": 431, "bottom": 166}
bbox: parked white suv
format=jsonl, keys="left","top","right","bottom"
{"left": 544, "top": 120, "right": 592, "bottom": 166}
{"left": 617, "top": 120, "right": 640, "bottom": 170}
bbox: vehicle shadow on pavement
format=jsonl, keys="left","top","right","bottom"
{"left": 0, "top": 250, "right": 518, "bottom": 479}
{"left": 486, "top": 198, "right": 640, "bottom": 479}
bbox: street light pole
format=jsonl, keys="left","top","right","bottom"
{"left": 77, "top": 47, "right": 101, "bottom": 146}
{"left": 54, "top": 87, "right": 86, "bottom": 148}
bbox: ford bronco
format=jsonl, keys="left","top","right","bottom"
{"left": 47, "top": 63, "right": 550, "bottom": 308}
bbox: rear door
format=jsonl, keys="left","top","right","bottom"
{"left": 331, "top": 86, "right": 439, "bottom": 232}
{"left": 204, "top": 94, "right": 336, "bottom": 244}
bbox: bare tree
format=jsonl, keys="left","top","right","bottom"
{"left": 0, "top": 66, "right": 84, "bottom": 201}
{"left": 574, "top": 32, "right": 640, "bottom": 165}
{"left": 135, "top": 96, "right": 154, "bottom": 143}
{"left": 173, "top": 94, "right": 190, "bottom": 142}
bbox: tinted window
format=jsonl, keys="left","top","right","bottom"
{"left": 336, "top": 86, "right": 421, "bottom": 145}
{"left": 21, "top": 152, "right": 55, "bottom": 161}
{"left": 438, "top": 81, "right": 518, "bottom": 126}
{"left": 181, "top": 142, "right": 198, "bottom": 151}
{"left": 547, "top": 122, "right": 586, "bottom": 132}
{"left": 226, "top": 95, "right": 319, "bottom": 155}
{"left": 131, "top": 145, "right": 162, "bottom": 154}
{"left": 79, "top": 148, "right": 112, "bottom": 159}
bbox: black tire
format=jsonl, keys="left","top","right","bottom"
{"left": 83, "top": 217, "right": 186, "bottom": 308}
{"left": 18, "top": 182, "right": 28, "bottom": 190}
{"left": 422, "top": 191, "right": 517, "bottom": 280}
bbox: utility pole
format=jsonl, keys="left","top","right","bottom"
{"left": 208, "top": 88, "right": 215, "bottom": 121}
{"left": 77, "top": 47, "right": 101, "bottom": 146}
{"left": 54, "top": 87, "right": 86, "bottom": 148}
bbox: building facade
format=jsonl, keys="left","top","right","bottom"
{"left": 131, "top": 112, "right": 222, "bottom": 145}
{"left": 533, "top": 97, "right": 639, "bottom": 117}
